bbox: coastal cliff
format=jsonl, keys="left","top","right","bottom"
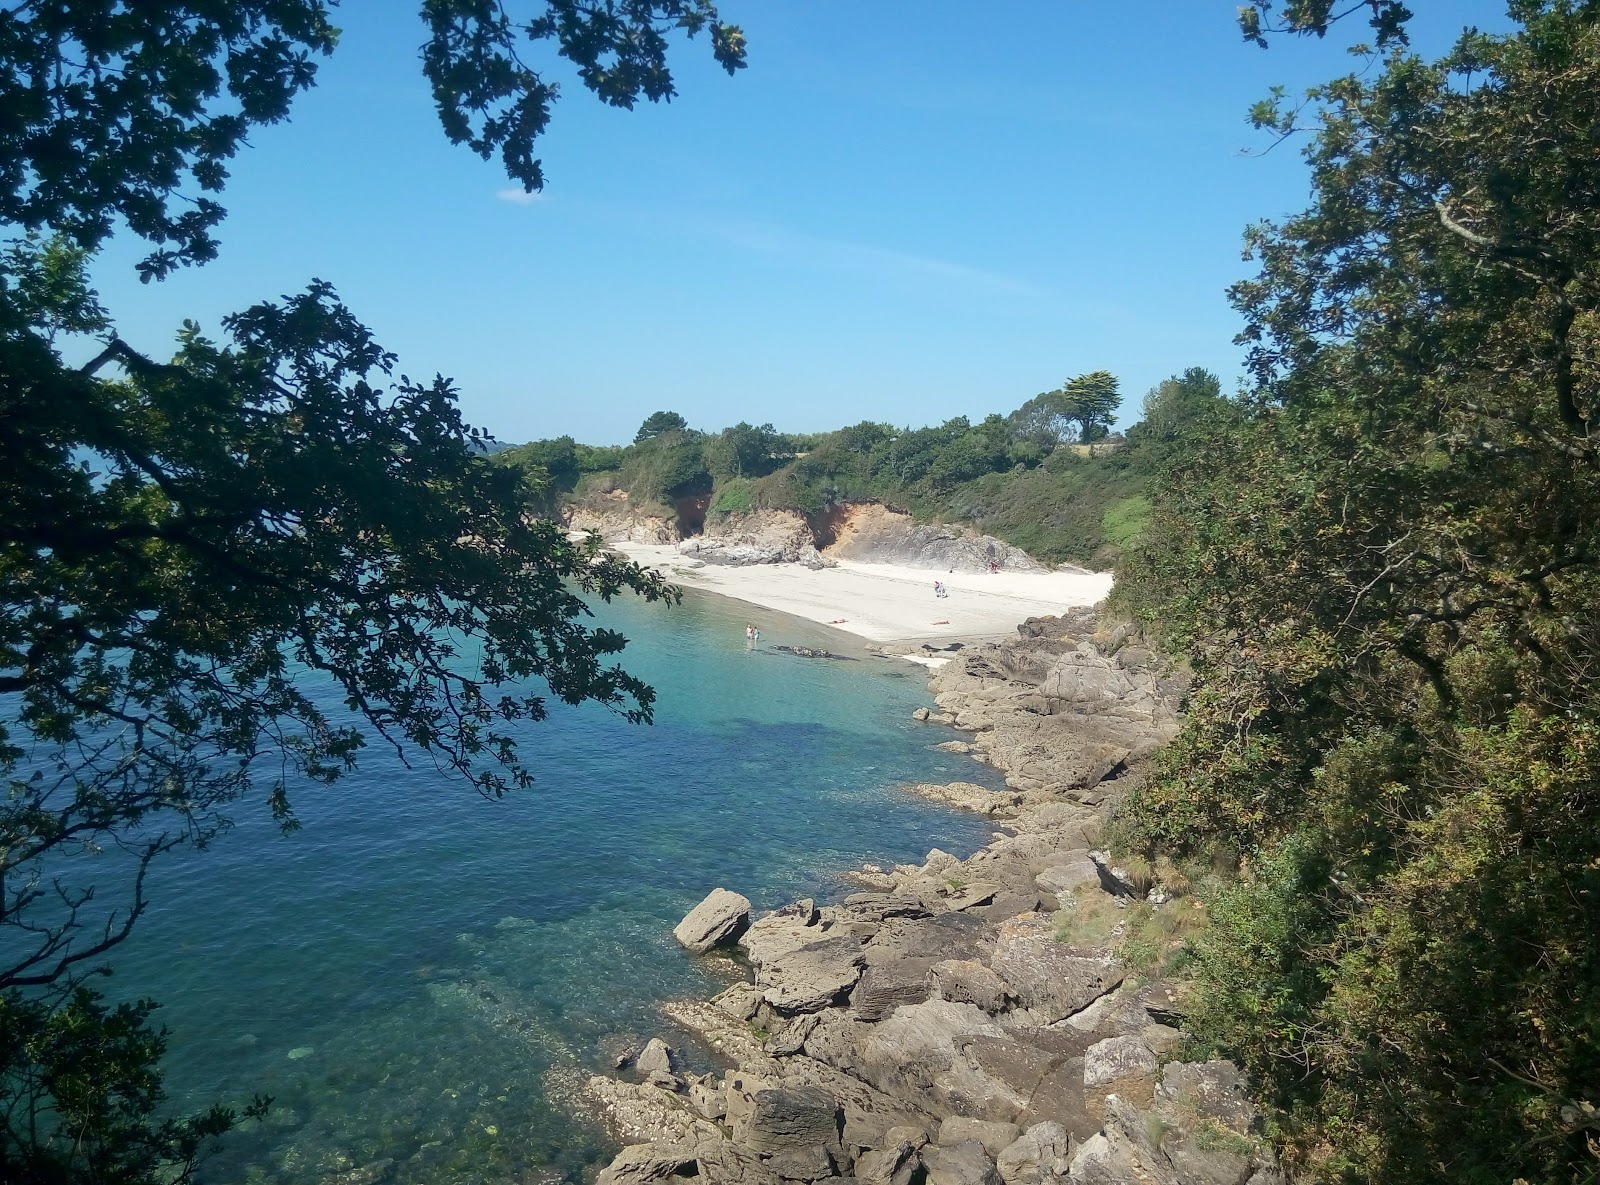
{"left": 582, "top": 611, "right": 1278, "bottom": 1185}
{"left": 566, "top": 501, "right": 1073, "bottom": 575}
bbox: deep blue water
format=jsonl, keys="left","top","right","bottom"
{"left": 96, "top": 589, "right": 1000, "bottom": 1185}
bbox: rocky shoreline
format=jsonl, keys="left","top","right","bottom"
{"left": 579, "top": 609, "right": 1281, "bottom": 1185}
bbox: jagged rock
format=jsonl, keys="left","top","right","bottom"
{"left": 826, "top": 505, "right": 1045, "bottom": 573}
{"left": 680, "top": 509, "right": 828, "bottom": 569}
{"left": 767, "top": 1014, "right": 820, "bottom": 1058}
{"left": 1083, "top": 1036, "right": 1158, "bottom": 1088}
{"left": 635, "top": 1038, "right": 678, "bottom": 1077}
{"left": 929, "top": 959, "right": 1010, "bottom": 1014}
{"left": 856, "top": 1136, "right": 924, "bottom": 1185}
{"left": 1065, "top": 1124, "right": 1177, "bottom": 1185}
{"left": 938, "top": 1118, "right": 1020, "bottom": 1158}
{"left": 732, "top": 1083, "right": 843, "bottom": 1156}
{"left": 1151, "top": 1061, "right": 1274, "bottom": 1185}
{"left": 989, "top": 913, "right": 1124, "bottom": 1023}
{"left": 690, "top": 1077, "right": 728, "bottom": 1121}
{"left": 675, "top": 888, "right": 753, "bottom": 952}
{"left": 922, "top": 849, "right": 961, "bottom": 874}
{"left": 647, "top": 1069, "right": 685, "bottom": 1091}
{"left": 923, "top": 1140, "right": 1003, "bottom": 1185}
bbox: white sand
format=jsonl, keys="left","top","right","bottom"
{"left": 608, "top": 543, "right": 1114, "bottom": 644}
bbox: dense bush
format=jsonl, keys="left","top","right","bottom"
{"left": 1116, "top": 6, "right": 1600, "bottom": 1180}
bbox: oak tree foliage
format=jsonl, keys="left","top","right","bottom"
{"left": 0, "top": 2, "right": 742, "bottom": 1180}
{"left": 1119, "top": 4, "right": 1600, "bottom": 1181}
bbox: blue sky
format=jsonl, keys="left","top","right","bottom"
{"left": 90, "top": 1, "right": 1508, "bottom": 445}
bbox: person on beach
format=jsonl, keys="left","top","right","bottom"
{"left": 934, "top": 580, "right": 948, "bottom": 599}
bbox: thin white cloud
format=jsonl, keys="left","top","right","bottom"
{"left": 495, "top": 187, "right": 544, "bottom": 206}
{"left": 698, "top": 218, "right": 1097, "bottom": 314}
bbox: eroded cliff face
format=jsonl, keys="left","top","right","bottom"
{"left": 583, "top": 613, "right": 1277, "bottom": 1185}
{"left": 563, "top": 499, "right": 1076, "bottom": 575}
{"left": 826, "top": 505, "right": 1050, "bottom": 573}
{"left": 681, "top": 510, "right": 830, "bottom": 569}
{"left": 566, "top": 492, "right": 684, "bottom": 544}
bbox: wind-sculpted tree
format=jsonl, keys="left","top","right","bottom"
{"left": 1007, "top": 370, "right": 1123, "bottom": 449}
{"left": 1121, "top": 4, "right": 1600, "bottom": 1181}
{"left": 0, "top": 2, "right": 743, "bottom": 1179}
{"left": 1060, "top": 370, "right": 1121, "bottom": 441}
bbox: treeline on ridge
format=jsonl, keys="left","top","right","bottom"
{"left": 498, "top": 368, "right": 1227, "bottom": 567}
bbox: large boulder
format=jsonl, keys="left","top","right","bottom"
{"left": 856, "top": 1135, "right": 925, "bottom": 1185}
{"left": 1034, "top": 853, "right": 1101, "bottom": 897}
{"left": 923, "top": 1140, "right": 1003, "bottom": 1185}
{"left": 595, "top": 1145, "right": 698, "bottom": 1185}
{"left": 634, "top": 1037, "right": 680, "bottom": 1077}
{"left": 730, "top": 1083, "right": 843, "bottom": 1166}
{"left": 674, "top": 888, "right": 752, "bottom": 953}
{"left": 1083, "top": 1036, "right": 1158, "bottom": 1088}
{"left": 989, "top": 913, "right": 1124, "bottom": 1023}
{"left": 995, "top": 1122, "right": 1072, "bottom": 1185}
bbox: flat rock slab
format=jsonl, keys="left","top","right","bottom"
{"left": 856, "top": 999, "right": 1004, "bottom": 1095}
{"left": 945, "top": 881, "right": 1001, "bottom": 911}
{"left": 905, "top": 782, "right": 1025, "bottom": 816}
{"left": 865, "top": 912, "right": 992, "bottom": 965}
{"left": 758, "top": 933, "right": 867, "bottom": 1013}
{"left": 674, "top": 887, "right": 752, "bottom": 952}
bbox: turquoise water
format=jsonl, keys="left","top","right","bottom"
{"left": 98, "top": 589, "right": 1000, "bottom": 1185}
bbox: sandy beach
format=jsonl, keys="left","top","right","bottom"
{"left": 608, "top": 542, "right": 1114, "bottom": 644}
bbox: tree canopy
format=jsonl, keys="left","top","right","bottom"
{"left": 0, "top": 3, "right": 742, "bottom": 1179}
{"left": 634, "top": 410, "right": 691, "bottom": 442}
{"left": 1118, "top": 5, "right": 1600, "bottom": 1180}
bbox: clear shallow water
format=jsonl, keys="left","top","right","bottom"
{"left": 97, "top": 590, "right": 1001, "bottom": 1185}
